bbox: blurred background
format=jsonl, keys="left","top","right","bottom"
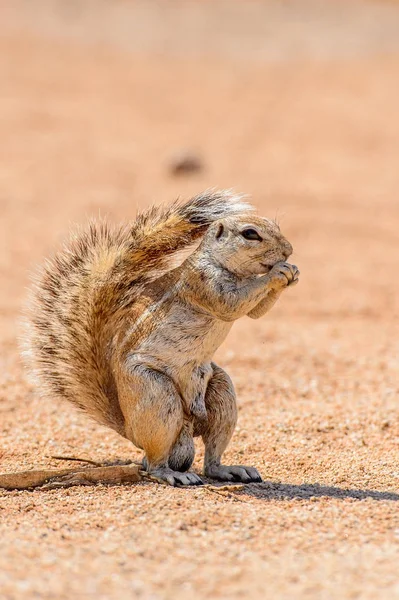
{"left": 1, "top": 0, "right": 399, "bottom": 329}
{"left": 1, "top": 1, "right": 399, "bottom": 599}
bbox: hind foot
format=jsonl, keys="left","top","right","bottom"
{"left": 141, "top": 459, "right": 203, "bottom": 486}
{"left": 205, "top": 464, "right": 262, "bottom": 483}
{"left": 149, "top": 466, "right": 203, "bottom": 487}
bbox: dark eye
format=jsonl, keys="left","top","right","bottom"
{"left": 241, "top": 228, "right": 263, "bottom": 241}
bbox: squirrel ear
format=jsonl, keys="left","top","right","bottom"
{"left": 215, "top": 223, "right": 225, "bottom": 240}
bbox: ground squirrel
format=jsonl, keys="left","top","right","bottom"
{"left": 23, "top": 190, "right": 299, "bottom": 486}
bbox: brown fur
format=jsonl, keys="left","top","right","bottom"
{"left": 22, "top": 190, "right": 250, "bottom": 432}
{"left": 22, "top": 189, "right": 299, "bottom": 486}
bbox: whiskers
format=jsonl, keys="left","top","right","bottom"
{"left": 273, "top": 209, "right": 286, "bottom": 229}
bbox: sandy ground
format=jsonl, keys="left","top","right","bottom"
{"left": 1, "top": 1, "right": 399, "bottom": 598}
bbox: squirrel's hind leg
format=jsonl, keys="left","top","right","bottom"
{"left": 141, "top": 423, "right": 195, "bottom": 473}
{"left": 168, "top": 422, "right": 195, "bottom": 472}
{"left": 194, "top": 364, "right": 262, "bottom": 484}
{"left": 117, "top": 364, "right": 202, "bottom": 487}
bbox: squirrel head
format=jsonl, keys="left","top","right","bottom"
{"left": 200, "top": 214, "right": 293, "bottom": 277}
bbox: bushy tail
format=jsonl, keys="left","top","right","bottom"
{"left": 22, "top": 190, "right": 252, "bottom": 434}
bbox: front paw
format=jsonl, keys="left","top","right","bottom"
{"left": 205, "top": 464, "right": 262, "bottom": 483}
{"left": 269, "top": 261, "right": 300, "bottom": 288}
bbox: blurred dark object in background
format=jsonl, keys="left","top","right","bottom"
{"left": 168, "top": 150, "right": 204, "bottom": 176}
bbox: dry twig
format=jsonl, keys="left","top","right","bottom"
{"left": 0, "top": 464, "right": 142, "bottom": 491}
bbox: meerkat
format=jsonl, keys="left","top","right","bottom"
{"left": 23, "top": 190, "right": 299, "bottom": 486}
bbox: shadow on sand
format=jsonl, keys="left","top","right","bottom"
{"left": 231, "top": 481, "right": 399, "bottom": 502}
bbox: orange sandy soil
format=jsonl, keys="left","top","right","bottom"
{"left": 0, "top": 1, "right": 399, "bottom": 598}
